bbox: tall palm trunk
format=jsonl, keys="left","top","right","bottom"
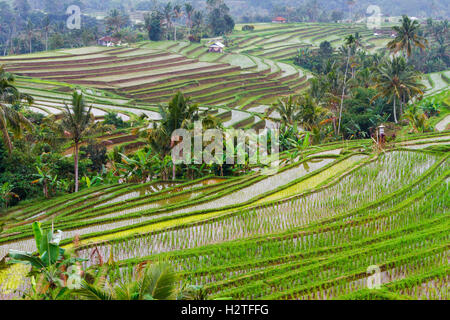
{"left": 74, "top": 141, "right": 79, "bottom": 192}
{"left": 338, "top": 47, "right": 350, "bottom": 135}
{"left": 43, "top": 180, "right": 49, "bottom": 199}
{"left": 174, "top": 24, "right": 177, "bottom": 41}
{"left": 393, "top": 96, "right": 398, "bottom": 123}
{"left": 400, "top": 99, "right": 403, "bottom": 119}
{"left": 172, "top": 163, "right": 176, "bottom": 180}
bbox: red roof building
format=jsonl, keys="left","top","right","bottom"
{"left": 97, "top": 36, "right": 120, "bottom": 46}
{"left": 272, "top": 16, "right": 287, "bottom": 23}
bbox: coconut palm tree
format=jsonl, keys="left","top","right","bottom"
{"left": 105, "top": 9, "right": 126, "bottom": 34}
{"left": 337, "top": 33, "right": 358, "bottom": 134}
{"left": 54, "top": 91, "right": 95, "bottom": 192}
{"left": 0, "top": 66, "right": 33, "bottom": 154}
{"left": 42, "top": 15, "right": 51, "bottom": 51}
{"left": 387, "top": 15, "right": 427, "bottom": 58}
{"left": 296, "top": 93, "right": 330, "bottom": 133}
{"left": 144, "top": 92, "right": 198, "bottom": 180}
{"left": 172, "top": 4, "right": 183, "bottom": 41}
{"left": 272, "top": 95, "right": 302, "bottom": 128}
{"left": 404, "top": 104, "right": 431, "bottom": 133}
{"left": 26, "top": 18, "right": 33, "bottom": 54}
{"left": 164, "top": 2, "right": 173, "bottom": 40}
{"left": 372, "top": 56, "right": 424, "bottom": 123}
{"left": 77, "top": 262, "right": 178, "bottom": 300}
{"left": 184, "top": 3, "right": 194, "bottom": 33}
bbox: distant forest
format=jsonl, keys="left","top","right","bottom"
{"left": 3, "top": 1, "right": 450, "bottom": 19}
{"left": 0, "top": 0, "right": 448, "bottom": 55}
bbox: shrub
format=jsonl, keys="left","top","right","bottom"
{"left": 188, "top": 34, "right": 201, "bottom": 43}
{"left": 242, "top": 25, "right": 255, "bottom": 31}
{"left": 103, "top": 111, "right": 129, "bottom": 129}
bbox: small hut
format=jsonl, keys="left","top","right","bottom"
{"left": 97, "top": 36, "right": 120, "bottom": 47}
{"left": 272, "top": 16, "right": 287, "bottom": 23}
{"left": 208, "top": 41, "right": 225, "bottom": 53}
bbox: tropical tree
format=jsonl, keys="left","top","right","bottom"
{"left": 164, "top": 2, "right": 173, "bottom": 40}
{"left": 25, "top": 18, "right": 33, "bottom": 54}
{"left": 404, "top": 104, "right": 431, "bottom": 133}
{"left": 191, "top": 11, "right": 203, "bottom": 36}
{"left": 0, "top": 182, "right": 18, "bottom": 209}
{"left": 272, "top": 95, "right": 302, "bottom": 128}
{"left": 53, "top": 91, "right": 95, "bottom": 192}
{"left": 116, "top": 149, "right": 159, "bottom": 183}
{"left": 372, "top": 56, "right": 424, "bottom": 123}
{"left": 105, "top": 9, "right": 127, "bottom": 35}
{"left": 42, "top": 15, "right": 51, "bottom": 51}
{"left": 337, "top": 34, "right": 358, "bottom": 135}
{"left": 184, "top": 3, "right": 194, "bottom": 33}
{"left": 8, "top": 222, "right": 86, "bottom": 300}
{"left": 0, "top": 66, "right": 33, "bottom": 154}
{"left": 296, "top": 93, "right": 330, "bottom": 132}
{"left": 32, "top": 158, "right": 57, "bottom": 199}
{"left": 144, "top": 92, "right": 198, "bottom": 180}
{"left": 172, "top": 4, "right": 183, "bottom": 41}
{"left": 387, "top": 15, "right": 427, "bottom": 57}
{"left": 76, "top": 262, "right": 178, "bottom": 300}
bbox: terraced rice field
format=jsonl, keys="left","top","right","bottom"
{"left": 0, "top": 44, "right": 301, "bottom": 119}
{"left": 0, "top": 23, "right": 398, "bottom": 134}
{"left": 1, "top": 132, "right": 449, "bottom": 300}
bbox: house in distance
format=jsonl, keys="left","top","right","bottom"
{"left": 272, "top": 16, "right": 287, "bottom": 23}
{"left": 208, "top": 41, "right": 225, "bottom": 53}
{"left": 97, "top": 36, "right": 120, "bottom": 47}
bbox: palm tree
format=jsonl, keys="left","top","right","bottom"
{"left": 296, "top": 93, "right": 330, "bottom": 132}
{"left": 42, "top": 15, "right": 51, "bottom": 51}
{"left": 355, "top": 67, "right": 373, "bottom": 88}
{"left": 55, "top": 91, "right": 95, "bottom": 192}
{"left": 337, "top": 34, "right": 358, "bottom": 135}
{"left": 387, "top": 15, "right": 427, "bottom": 58}
{"left": 191, "top": 11, "right": 203, "bottom": 37}
{"left": 404, "top": 105, "right": 431, "bottom": 133}
{"left": 372, "top": 56, "right": 424, "bottom": 123}
{"left": 25, "top": 19, "right": 34, "bottom": 54}
{"left": 272, "top": 95, "right": 302, "bottom": 128}
{"left": 184, "top": 3, "right": 194, "bottom": 34}
{"left": 0, "top": 66, "right": 33, "bottom": 153}
{"left": 105, "top": 9, "right": 125, "bottom": 34}
{"left": 164, "top": 2, "right": 173, "bottom": 40}
{"left": 77, "top": 263, "right": 178, "bottom": 300}
{"left": 145, "top": 92, "right": 198, "bottom": 180}
{"left": 172, "top": 4, "right": 183, "bottom": 41}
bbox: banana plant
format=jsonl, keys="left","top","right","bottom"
{"left": 117, "top": 149, "right": 157, "bottom": 182}
{"left": 32, "top": 161, "right": 58, "bottom": 198}
{"left": 75, "top": 262, "right": 178, "bottom": 300}
{"left": 284, "top": 132, "right": 320, "bottom": 170}
{"left": 0, "top": 182, "right": 19, "bottom": 209}
{"left": 81, "top": 175, "right": 103, "bottom": 189}
{"left": 8, "top": 222, "right": 86, "bottom": 297}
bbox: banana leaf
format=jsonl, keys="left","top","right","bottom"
{"left": 31, "top": 222, "right": 43, "bottom": 255}
{"left": 8, "top": 250, "right": 46, "bottom": 269}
